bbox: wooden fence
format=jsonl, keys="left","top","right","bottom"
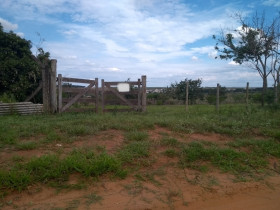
{"left": 57, "top": 75, "right": 99, "bottom": 113}
{"left": 101, "top": 76, "right": 146, "bottom": 112}
{"left": 22, "top": 59, "right": 147, "bottom": 114}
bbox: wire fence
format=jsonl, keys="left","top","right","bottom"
{"left": 147, "top": 82, "right": 279, "bottom": 108}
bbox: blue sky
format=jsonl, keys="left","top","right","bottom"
{"left": 0, "top": 0, "right": 280, "bottom": 87}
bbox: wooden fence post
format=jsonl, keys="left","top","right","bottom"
{"left": 141, "top": 75, "right": 147, "bottom": 112}
{"left": 58, "top": 74, "right": 62, "bottom": 113}
{"left": 246, "top": 82, "right": 249, "bottom": 107}
{"left": 50, "top": 59, "right": 57, "bottom": 113}
{"left": 42, "top": 59, "right": 50, "bottom": 113}
{"left": 216, "top": 83, "right": 220, "bottom": 112}
{"left": 138, "top": 78, "right": 141, "bottom": 111}
{"left": 95, "top": 78, "right": 99, "bottom": 113}
{"left": 101, "top": 79, "right": 105, "bottom": 113}
{"left": 41, "top": 59, "right": 57, "bottom": 113}
{"left": 185, "top": 81, "right": 189, "bottom": 112}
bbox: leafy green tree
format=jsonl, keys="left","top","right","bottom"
{"left": 0, "top": 24, "right": 42, "bottom": 102}
{"left": 167, "top": 78, "right": 203, "bottom": 104}
{"left": 214, "top": 12, "right": 280, "bottom": 106}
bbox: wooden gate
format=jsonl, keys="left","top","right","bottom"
{"left": 57, "top": 74, "right": 99, "bottom": 113}
{"left": 101, "top": 76, "right": 146, "bottom": 112}
{"left": 25, "top": 59, "right": 146, "bottom": 114}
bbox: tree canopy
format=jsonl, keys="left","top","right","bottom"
{"left": 213, "top": 13, "right": 280, "bottom": 104}
{"left": 166, "top": 78, "right": 203, "bottom": 104}
{"left": 214, "top": 12, "right": 280, "bottom": 105}
{"left": 0, "top": 24, "right": 42, "bottom": 102}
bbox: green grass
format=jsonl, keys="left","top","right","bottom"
{"left": 15, "top": 141, "right": 38, "bottom": 150}
{"left": 179, "top": 141, "right": 268, "bottom": 175}
{"left": 228, "top": 138, "right": 280, "bottom": 158}
{"left": 160, "top": 137, "right": 179, "bottom": 147}
{"left": 0, "top": 150, "right": 126, "bottom": 191}
{"left": 163, "top": 149, "right": 178, "bottom": 158}
{"left": 1, "top": 104, "right": 280, "bottom": 193}
{"left": 125, "top": 131, "right": 149, "bottom": 141}
{"left": 1, "top": 104, "right": 280, "bottom": 147}
{"left": 118, "top": 141, "right": 150, "bottom": 164}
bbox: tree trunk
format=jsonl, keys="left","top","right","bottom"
{"left": 274, "top": 83, "right": 278, "bottom": 104}
{"left": 261, "top": 76, "right": 268, "bottom": 106}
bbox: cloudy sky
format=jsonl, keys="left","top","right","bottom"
{"left": 0, "top": 0, "right": 280, "bottom": 87}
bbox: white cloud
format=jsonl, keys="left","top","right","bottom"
{"left": 0, "top": 17, "right": 18, "bottom": 31}
{"left": 208, "top": 50, "right": 218, "bottom": 59}
{"left": 108, "top": 67, "right": 121, "bottom": 72}
{"left": 191, "top": 56, "right": 198, "bottom": 61}
{"left": 228, "top": 61, "right": 240, "bottom": 66}
{"left": 16, "top": 32, "right": 24, "bottom": 38}
{"left": 263, "top": 0, "right": 280, "bottom": 7}
{"left": 1, "top": 0, "right": 266, "bottom": 87}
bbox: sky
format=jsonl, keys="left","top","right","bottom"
{"left": 0, "top": 0, "right": 280, "bottom": 87}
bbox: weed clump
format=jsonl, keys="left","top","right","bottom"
{"left": 0, "top": 150, "right": 126, "bottom": 192}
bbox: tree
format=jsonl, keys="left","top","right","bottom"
{"left": 0, "top": 23, "right": 43, "bottom": 102}
{"left": 167, "top": 78, "right": 203, "bottom": 104}
{"left": 214, "top": 12, "right": 280, "bottom": 105}
{"left": 271, "top": 35, "right": 280, "bottom": 103}
{"left": 205, "top": 86, "right": 227, "bottom": 105}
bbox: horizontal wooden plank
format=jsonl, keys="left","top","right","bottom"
{"left": 62, "top": 98, "right": 96, "bottom": 103}
{"left": 62, "top": 77, "right": 96, "bottom": 84}
{"left": 62, "top": 87, "right": 97, "bottom": 94}
{"left": 104, "top": 81, "right": 140, "bottom": 86}
{"left": 104, "top": 99, "right": 138, "bottom": 105}
{"left": 104, "top": 89, "right": 139, "bottom": 94}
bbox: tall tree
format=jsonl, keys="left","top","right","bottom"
{"left": 214, "top": 12, "right": 280, "bottom": 105}
{"left": 0, "top": 24, "right": 42, "bottom": 102}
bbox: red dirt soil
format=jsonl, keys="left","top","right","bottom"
{"left": 1, "top": 127, "right": 280, "bottom": 210}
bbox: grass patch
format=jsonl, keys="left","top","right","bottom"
{"left": 15, "top": 141, "right": 38, "bottom": 150}
{"left": 228, "top": 138, "right": 280, "bottom": 158}
{"left": 118, "top": 141, "right": 150, "bottom": 164}
{"left": 125, "top": 131, "right": 149, "bottom": 141}
{"left": 1, "top": 104, "right": 280, "bottom": 193}
{"left": 160, "top": 137, "right": 179, "bottom": 147}
{"left": 180, "top": 141, "right": 268, "bottom": 176}
{"left": 0, "top": 150, "right": 126, "bottom": 192}
{"left": 163, "top": 149, "right": 178, "bottom": 158}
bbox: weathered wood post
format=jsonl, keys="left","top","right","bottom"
{"left": 41, "top": 59, "right": 57, "bottom": 113}
{"left": 42, "top": 59, "right": 50, "bottom": 112}
{"left": 185, "top": 81, "right": 189, "bottom": 112}
{"left": 101, "top": 79, "right": 105, "bottom": 113}
{"left": 137, "top": 78, "right": 141, "bottom": 111}
{"left": 141, "top": 75, "right": 147, "bottom": 112}
{"left": 246, "top": 82, "right": 249, "bottom": 107}
{"left": 95, "top": 78, "right": 99, "bottom": 113}
{"left": 50, "top": 59, "right": 57, "bottom": 113}
{"left": 216, "top": 83, "right": 220, "bottom": 112}
{"left": 58, "top": 74, "right": 62, "bottom": 113}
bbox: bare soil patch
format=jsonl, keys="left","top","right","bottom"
{"left": 1, "top": 127, "right": 280, "bottom": 209}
